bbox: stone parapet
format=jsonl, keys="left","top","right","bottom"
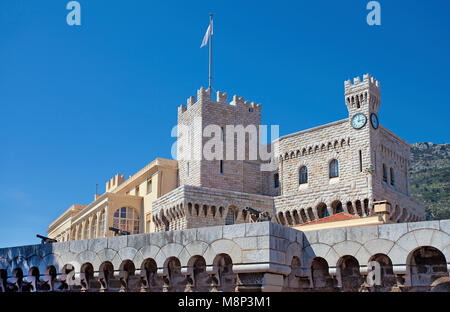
{"left": 1, "top": 220, "right": 448, "bottom": 292}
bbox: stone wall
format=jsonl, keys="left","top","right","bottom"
{"left": 177, "top": 87, "right": 263, "bottom": 195}
{"left": 1, "top": 220, "right": 448, "bottom": 292}
{"left": 151, "top": 185, "right": 275, "bottom": 232}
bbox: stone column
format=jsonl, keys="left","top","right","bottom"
{"left": 326, "top": 204, "right": 333, "bottom": 216}
{"left": 104, "top": 205, "right": 110, "bottom": 237}
{"left": 312, "top": 208, "right": 319, "bottom": 220}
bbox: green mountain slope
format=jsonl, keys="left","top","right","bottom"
{"left": 410, "top": 143, "right": 450, "bottom": 220}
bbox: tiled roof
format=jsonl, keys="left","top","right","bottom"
{"left": 300, "top": 212, "right": 360, "bottom": 226}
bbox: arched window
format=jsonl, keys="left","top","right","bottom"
{"left": 317, "top": 203, "right": 329, "bottom": 218}
{"left": 299, "top": 166, "right": 308, "bottom": 184}
{"left": 83, "top": 220, "right": 89, "bottom": 240}
{"left": 390, "top": 167, "right": 395, "bottom": 186}
{"left": 225, "top": 207, "right": 236, "bottom": 225}
{"left": 99, "top": 210, "right": 106, "bottom": 238}
{"left": 77, "top": 224, "right": 82, "bottom": 240}
{"left": 91, "top": 216, "right": 97, "bottom": 239}
{"left": 329, "top": 159, "right": 339, "bottom": 178}
{"left": 113, "top": 207, "right": 140, "bottom": 234}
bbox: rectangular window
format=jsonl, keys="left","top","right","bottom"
{"left": 382, "top": 164, "right": 387, "bottom": 183}
{"left": 329, "top": 159, "right": 339, "bottom": 178}
{"left": 390, "top": 168, "right": 395, "bottom": 186}
{"left": 220, "top": 160, "right": 224, "bottom": 174}
{"left": 274, "top": 173, "right": 280, "bottom": 188}
{"left": 359, "top": 150, "right": 362, "bottom": 172}
{"left": 187, "top": 162, "right": 190, "bottom": 176}
{"left": 147, "top": 179, "right": 152, "bottom": 194}
{"left": 225, "top": 208, "right": 235, "bottom": 225}
{"left": 299, "top": 166, "right": 308, "bottom": 184}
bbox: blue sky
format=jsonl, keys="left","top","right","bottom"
{"left": 0, "top": 0, "right": 449, "bottom": 247}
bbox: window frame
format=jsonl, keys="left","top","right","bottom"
{"left": 274, "top": 173, "right": 280, "bottom": 188}
{"left": 299, "top": 166, "right": 308, "bottom": 184}
{"left": 147, "top": 178, "right": 152, "bottom": 194}
{"left": 112, "top": 207, "right": 140, "bottom": 234}
{"left": 382, "top": 163, "right": 388, "bottom": 183}
{"left": 390, "top": 167, "right": 395, "bottom": 186}
{"left": 329, "top": 159, "right": 339, "bottom": 178}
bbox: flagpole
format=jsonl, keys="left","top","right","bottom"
{"left": 209, "top": 13, "right": 213, "bottom": 91}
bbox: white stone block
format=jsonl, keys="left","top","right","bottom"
{"left": 223, "top": 224, "right": 246, "bottom": 239}
{"left": 196, "top": 226, "right": 223, "bottom": 243}
{"left": 107, "top": 235, "right": 127, "bottom": 252}
{"left": 118, "top": 246, "right": 138, "bottom": 261}
{"left": 347, "top": 226, "right": 378, "bottom": 244}
{"left": 378, "top": 223, "right": 407, "bottom": 242}
{"left": 317, "top": 228, "right": 346, "bottom": 245}
{"left": 139, "top": 245, "right": 160, "bottom": 260}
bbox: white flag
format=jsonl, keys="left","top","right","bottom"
{"left": 200, "top": 20, "right": 213, "bottom": 48}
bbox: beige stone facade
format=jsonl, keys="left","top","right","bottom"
{"left": 47, "top": 158, "right": 178, "bottom": 241}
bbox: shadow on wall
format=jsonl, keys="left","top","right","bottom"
{"left": 0, "top": 245, "right": 236, "bottom": 292}
{"left": 284, "top": 236, "right": 449, "bottom": 292}
{"left": 0, "top": 222, "right": 449, "bottom": 292}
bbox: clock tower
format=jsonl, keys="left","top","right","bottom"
{"left": 344, "top": 74, "right": 380, "bottom": 122}
{"left": 344, "top": 74, "right": 381, "bottom": 215}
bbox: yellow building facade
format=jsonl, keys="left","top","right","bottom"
{"left": 47, "top": 158, "right": 178, "bottom": 241}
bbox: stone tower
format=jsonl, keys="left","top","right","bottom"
{"left": 344, "top": 74, "right": 381, "bottom": 119}
{"left": 177, "top": 87, "right": 263, "bottom": 194}
{"left": 344, "top": 74, "right": 381, "bottom": 213}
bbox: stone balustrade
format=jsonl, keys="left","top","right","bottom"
{"left": 0, "top": 220, "right": 449, "bottom": 292}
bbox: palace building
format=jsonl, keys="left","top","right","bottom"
{"left": 1, "top": 74, "right": 447, "bottom": 293}
{"left": 47, "top": 74, "right": 424, "bottom": 241}
{"left": 47, "top": 158, "right": 178, "bottom": 241}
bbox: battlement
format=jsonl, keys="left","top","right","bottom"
{"left": 344, "top": 73, "right": 380, "bottom": 94}
{"left": 178, "top": 87, "right": 261, "bottom": 114}
{"left": 105, "top": 173, "right": 125, "bottom": 192}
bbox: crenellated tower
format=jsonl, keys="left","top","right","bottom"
{"left": 344, "top": 73, "right": 381, "bottom": 118}
{"left": 177, "top": 86, "right": 263, "bottom": 194}
{"left": 343, "top": 74, "right": 382, "bottom": 215}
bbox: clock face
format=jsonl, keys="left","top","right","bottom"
{"left": 370, "top": 113, "right": 379, "bottom": 129}
{"left": 351, "top": 113, "right": 367, "bottom": 129}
